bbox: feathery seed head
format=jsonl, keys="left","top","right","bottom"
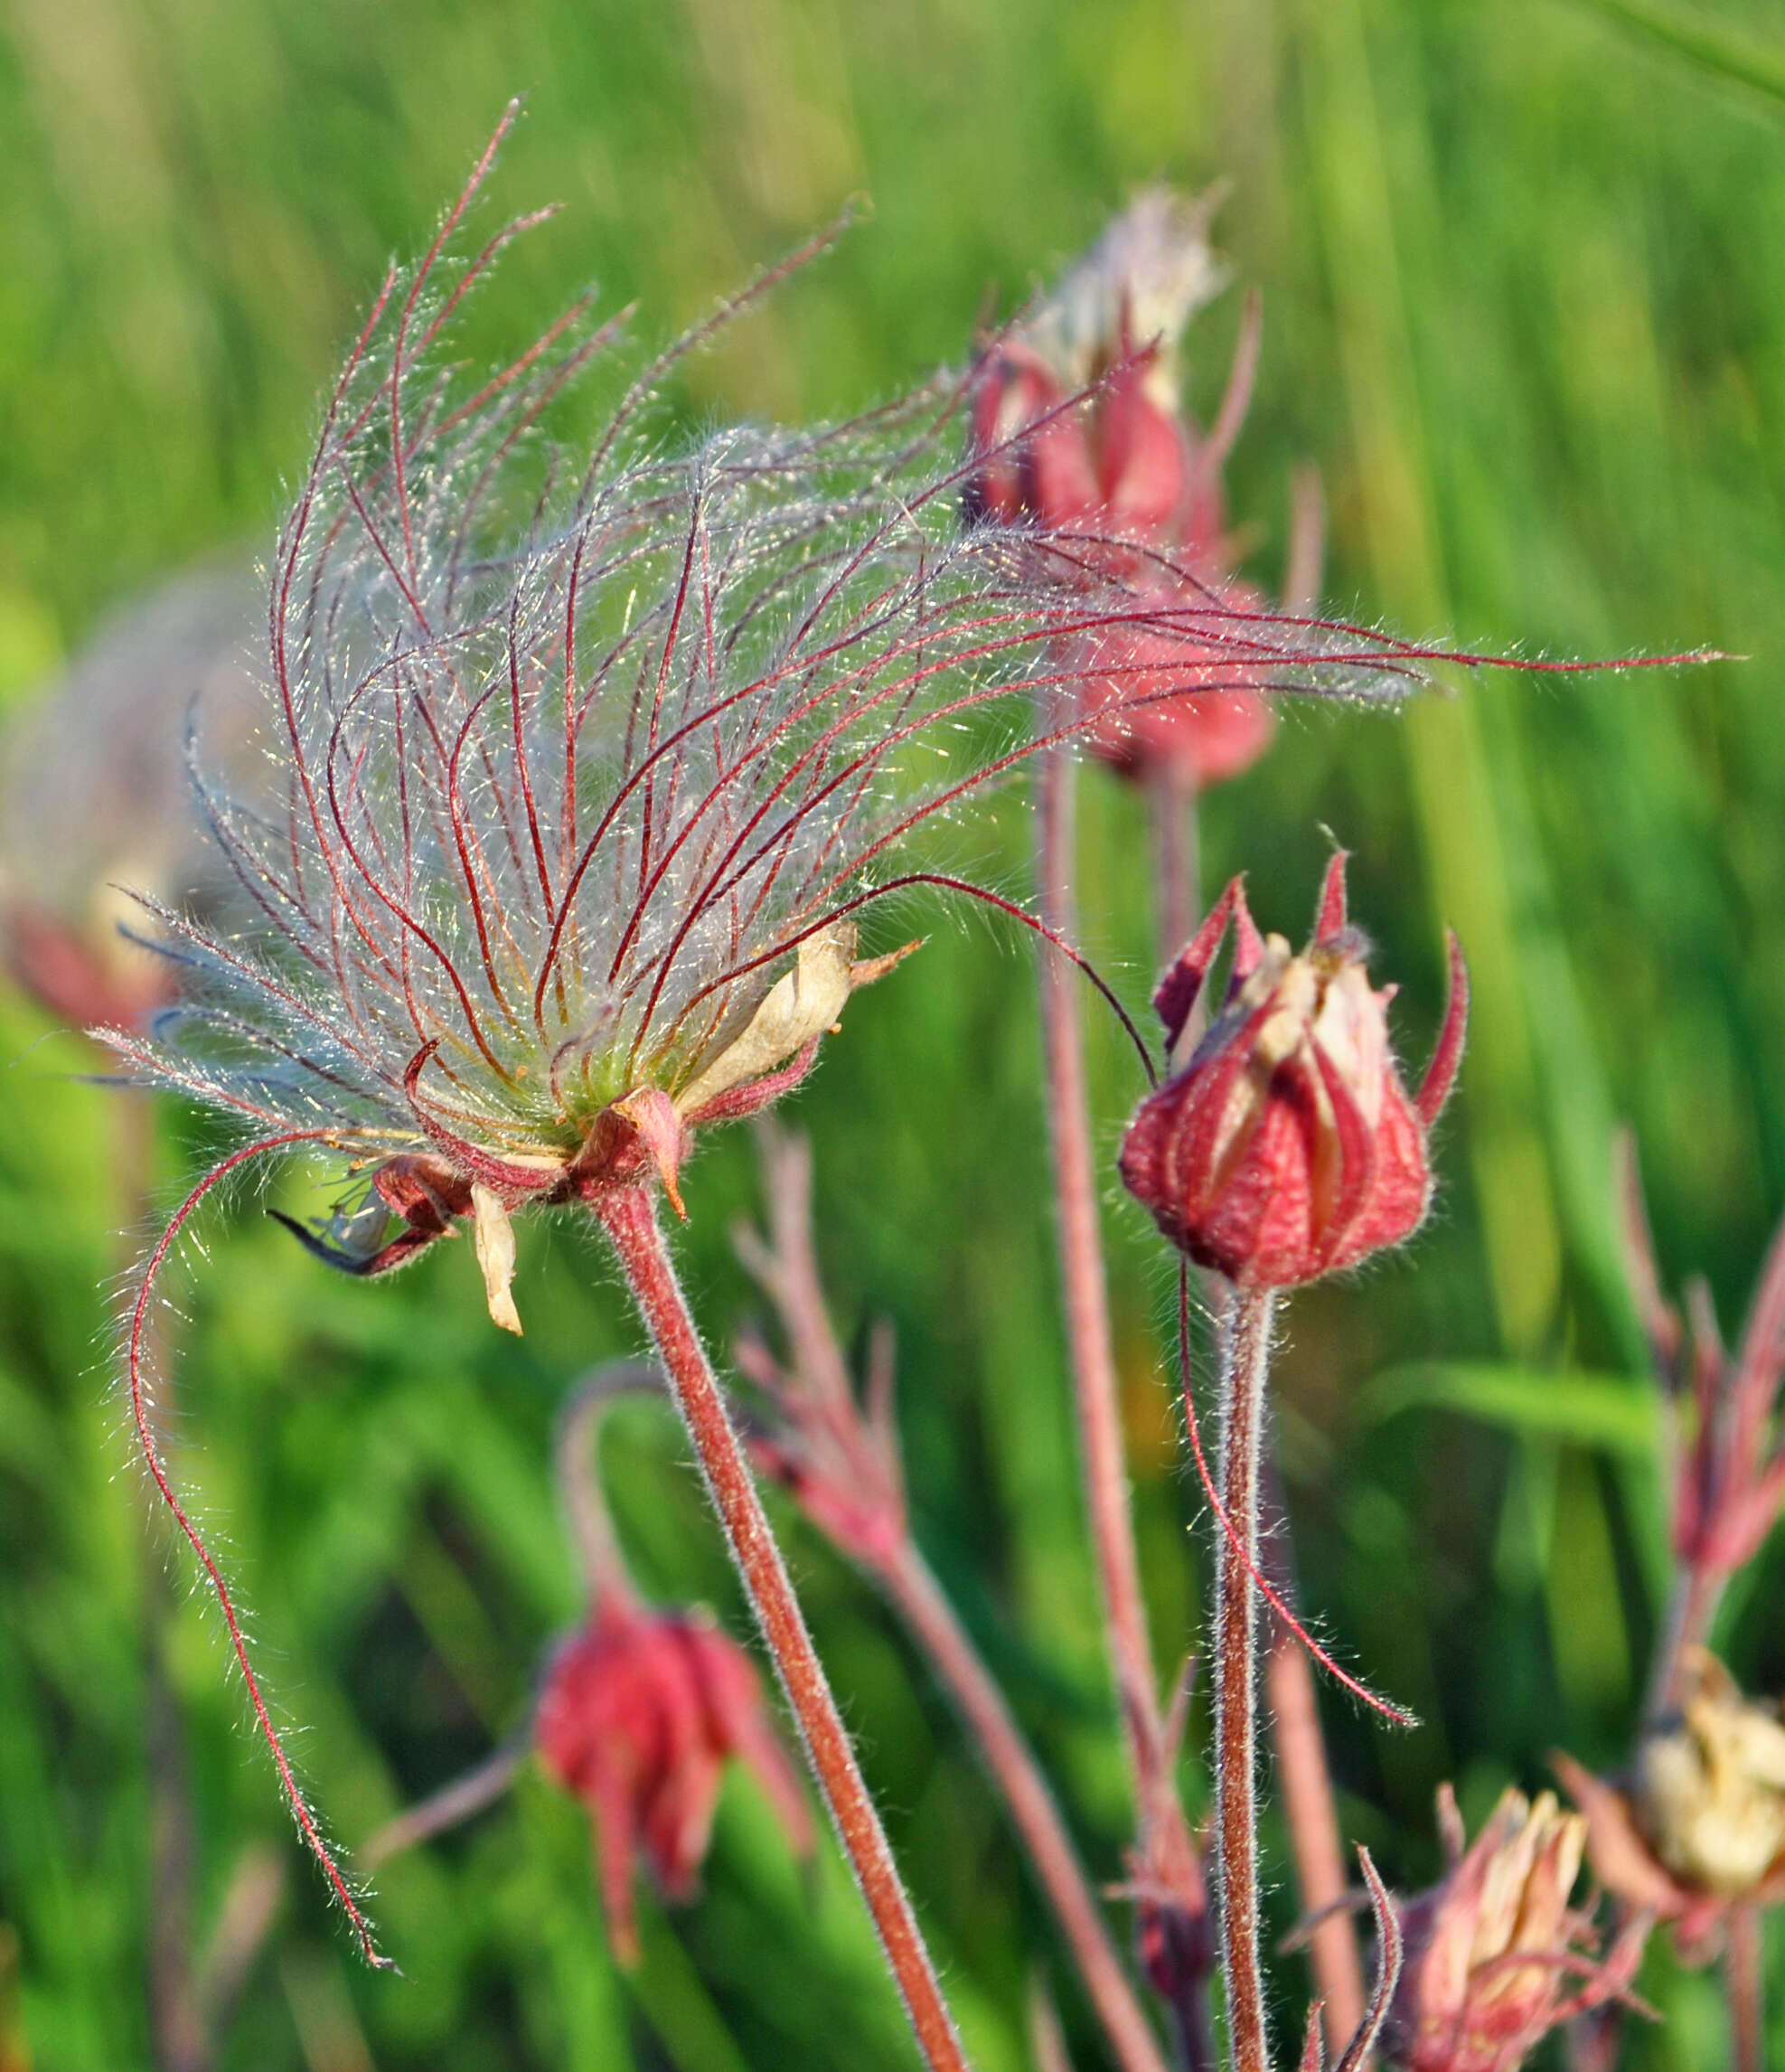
{"left": 116, "top": 125, "right": 1421, "bottom": 1323}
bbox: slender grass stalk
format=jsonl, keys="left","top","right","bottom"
{"left": 593, "top": 1184, "right": 970, "bottom": 2072}
{"left": 1215, "top": 1291, "right": 1276, "bottom": 2072}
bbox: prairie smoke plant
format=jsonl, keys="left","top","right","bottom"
{"left": 364, "top": 1366, "right": 812, "bottom": 1965}
{"left": 1616, "top": 1132, "right": 1785, "bottom": 1719}
{"left": 110, "top": 114, "right": 1459, "bottom": 2054}
{"left": 1117, "top": 854, "right": 1465, "bottom": 2072}
{"left": 1556, "top": 1651, "right": 1785, "bottom": 1952}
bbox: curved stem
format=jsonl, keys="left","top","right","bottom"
{"left": 878, "top": 1540, "right": 1175, "bottom": 2072}
{"left": 361, "top": 1737, "right": 530, "bottom": 1868}
{"left": 556, "top": 1362, "right": 662, "bottom": 1609}
{"left": 594, "top": 1185, "right": 970, "bottom": 2072}
{"left": 1216, "top": 1290, "right": 1275, "bottom": 2072}
{"left": 1036, "top": 740, "right": 1163, "bottom": 1803}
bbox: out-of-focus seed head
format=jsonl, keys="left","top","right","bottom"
{"left": 1556, "top": 1652, "right": 1785, "bottom": 1963}
{"left": 1381, "top": 1785, "right": 1639, "bottom": 2072}
{"left": 0, "top": 564, "right": 260, "bottom": 1031}
{"left": 1118, "top": 854, "right": 1467, "bottom": 1288}
{"left": 534, "top": 1598, "right": 813, "bottom": 1964}
{"left": 1635, "top": 1650, "right": 1785, "bottom": 1899}
{"left": 964, "top": 189, "right": 1291, "bottom": 795}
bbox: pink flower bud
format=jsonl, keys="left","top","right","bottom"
{"left": 1119, "top": 856, "right": 1467, "bottom": 1288}
{"left": 964, "top": 193, "right": 1289, "bottom": 796}
{"left": 535, "top": 1599, "right": 813, "bottom": 1964}
{"left": 1381, "top": 1785, "right": 1641, "bottom": 2072}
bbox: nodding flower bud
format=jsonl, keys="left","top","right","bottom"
{"left": 1380, "top": 1785, "right": 1642, "bottom": 2072}
{"left": 964, "top": 190, "right": 1299, "bottom": 797}
{"left": 535, "top": 1599, "right": 813, "bottom": 1964}
{"left": 1118, "top": 855, "right": 1467, "bottom": 1288}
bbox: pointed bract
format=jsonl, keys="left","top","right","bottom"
{"left": 1121, "top": 862, "right": 1465, "bottom": 1288}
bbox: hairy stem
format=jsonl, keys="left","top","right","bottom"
{"left": 595, "top": 1186, "right": 969, "bottom": 2072}
{"left": 1036, "top": 740, "right": 1163, "bottom": 1804}
{"left": 1216, "top": 1291, "right": 1276, "bottom": 2072}
{"left": 1261, "top": 1464, "right": 1366, "bottom": 2060}
{"left": 1141, "top": 786, "right": 1361, "bottom": 2060}
{"left": 878, "top": 1539, "right": 1174, "bottom": 2072}
{"left": 1727, "top": 1906, "right": 1762, "bottom": 2072}
{"left": 118, "top": 1097, "right": 209, "bottom": 2072}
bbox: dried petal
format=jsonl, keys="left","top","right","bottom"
{"left": 471, "top": 1182, "right": 523, "bottom": 1336}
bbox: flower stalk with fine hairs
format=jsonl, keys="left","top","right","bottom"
{"left": 1122, "top": 855, "right": 1467, "bottom": 2072}
{"left": 733, "top": 1120, "right": 1184, "bottom": 2072}
{"left": 1560, "top": 1141, "right": 1785, "bottom": 2072}
{"left": 110, "top": 101, "right": 1492, "bottom": 2045}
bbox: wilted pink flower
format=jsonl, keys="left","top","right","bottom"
{"left": 536, "top": 1598, "right": 813, "bottom": 1963}
{"left": 1380, "top": 1785, "right": 1645, "bottom": 2072}
{"left": 0, "top": 564, "right": 259, "bottom": 1031}
{"left": 965, "top": 190, "right": 1306, "bottom": 795}
{"left": 1119, "top": 854, "right": 1467, "bottom": 1288}
{"left": 1556, "top": 1649, "right": 1785, "bottom": 1961}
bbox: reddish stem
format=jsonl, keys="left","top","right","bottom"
{"left": 1641, "top": 1563, "right": 1723, "bottom": 1730}
{"left": 1727, "top": 1906, "right": 1762, "bottom": 2072}
{"left": 1147, "top": 768, "right": 1198, "bottom": 975}
{"left": 878, "top": 1540, "right": 1175, "bottom": 2072}
{"left": 1035, "top": 740, "right": 1165, "bottom": 1805}
{"left": 1216, "top": 1290, "right": 1275, "bottom": 2072}
{"left": 1266, "top": 1636, "right": 1364, "bottom": 2057}
{"left": 593, "top": 1187, "right": 970, "bottom": 2072}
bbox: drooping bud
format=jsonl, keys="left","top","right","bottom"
{"left": 963, "top": 191, "right": 1286, "bottom": 798}
{"left": 535, "top": 1599, "right": 813, "bottom": 1964}
{"left": 1119, "top": 856, "right": 1467, "bottom": 1288}
{"left": 1380, "top": 1786, "right": 1641, "bottom": 2072}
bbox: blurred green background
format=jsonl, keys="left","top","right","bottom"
{"left": 4, "top": 0, "right": 1785, "bottom": 2065}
